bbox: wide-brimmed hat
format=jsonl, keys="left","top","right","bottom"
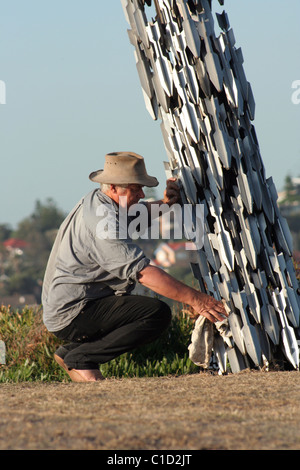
{"left": 89, "top": 152, "right": 159, "bottom": 187}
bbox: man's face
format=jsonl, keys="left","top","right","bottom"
{"left": 117, "top": 184, "right": 145, "bottom": 208}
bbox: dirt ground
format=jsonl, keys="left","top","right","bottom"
{"left": 0, "top": 370, "right": 299, "bottom": 451}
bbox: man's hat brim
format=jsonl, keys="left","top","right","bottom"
{"left": 89, "top": 169, "right": 159, "bottom": 187}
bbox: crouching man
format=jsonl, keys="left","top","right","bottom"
{"left": 42, "top": 152, "right": 226, "bottom": 382}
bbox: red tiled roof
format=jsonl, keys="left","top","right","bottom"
{"left": 167, "top": 241, "right": 187, "bottom": 250}
{"left": 3, "top": 238, "right": 28, "bottom": 248}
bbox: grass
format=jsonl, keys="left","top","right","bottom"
{"left": 0, "top": 304, "right": 199, "bottom": 382}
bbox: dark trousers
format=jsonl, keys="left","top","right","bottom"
{"left": 54, "top": 294, "right": 172, "bottom": 370}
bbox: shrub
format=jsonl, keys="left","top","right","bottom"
{"left": 0, "top": 305, "right": 65, "bottom": 382}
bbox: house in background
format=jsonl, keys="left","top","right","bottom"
{"left": 0, "top": 238, "right": 38, "bottom": 308}
{"left": 153, "top": 241, "right": 194, "bottom": 268}
{"left": 3, "top": 238, "right": 29, "bottom": 256}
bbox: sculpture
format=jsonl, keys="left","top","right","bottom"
{"left": 121, "top": 0, "right": 300, "bottom": 372}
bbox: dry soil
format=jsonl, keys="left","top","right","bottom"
{"left": 0, "top": 370, "right": 299, "bottom": 451}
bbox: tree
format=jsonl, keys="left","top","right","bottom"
{"left": 0, "top": 224, "right": 12, "bottom": 242}
{"left": 14, "top": 198, "right": 66, "bottom": 239}
{"left": 280, "top": 175, "right": 300, "bottom": 205}
{"left": 1, "top": 199, "right": 66, "bottom": 301}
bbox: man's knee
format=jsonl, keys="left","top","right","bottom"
{"left": 150, "top": 298, "right": 172, "bottom": 327}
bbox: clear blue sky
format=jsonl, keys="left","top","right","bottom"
{"left": 0, "top": 0, "right": 299, "bottom": 228}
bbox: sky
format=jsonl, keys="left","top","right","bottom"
{"left": 0, "top": 0, "right": 299, "bottom": 228}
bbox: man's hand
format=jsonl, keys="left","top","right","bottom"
{"left": 189, "top": 292, "right": 227, "bottom": 323}
{"left": 145, "top": 177, "right": 181, "bottom": 216}
{"left": 163, "top": 178, "right": 181, "bottom": 206}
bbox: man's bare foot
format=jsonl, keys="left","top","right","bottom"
{"left": 54, "top": 354, "right": 104, "bottom": 382}
{"left": 73, "top": 368, "right": 105, "bottom": 382}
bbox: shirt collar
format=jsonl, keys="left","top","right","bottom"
{"left": 95, "top": 189, "right": 120, "bottom": 213}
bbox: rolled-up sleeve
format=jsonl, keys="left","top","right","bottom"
{"left": 89, "top": 235, "right": 150, "bottom": 282}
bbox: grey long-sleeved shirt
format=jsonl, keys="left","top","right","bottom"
{"left": 42, "top": 189, "right": 150, "bottom": 332}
